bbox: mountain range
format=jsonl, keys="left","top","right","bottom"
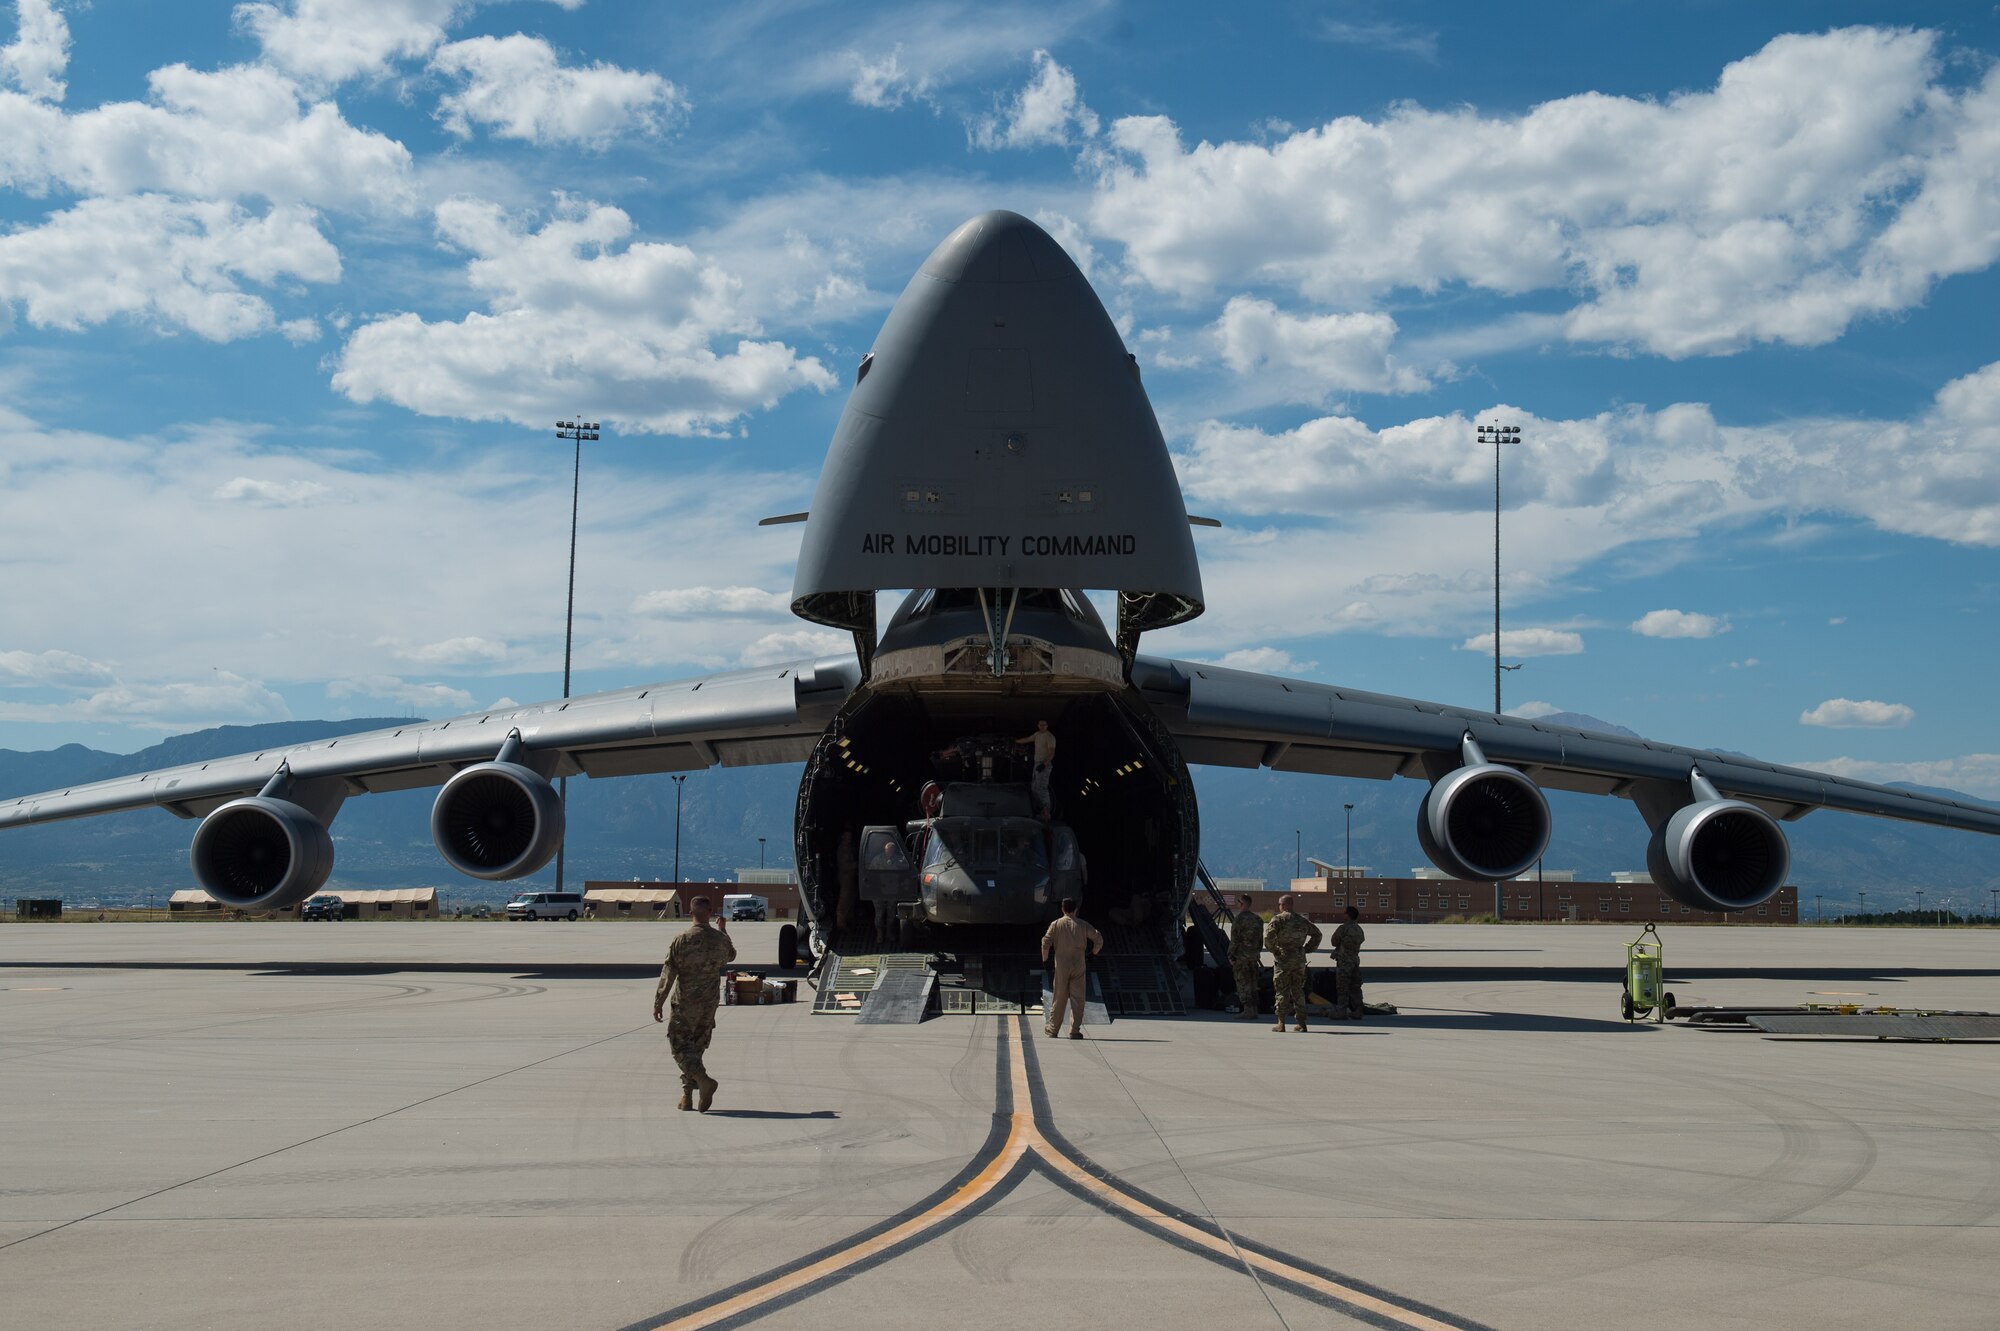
{"left": 2, "top": 713, "right": 1995, "bottom": 910}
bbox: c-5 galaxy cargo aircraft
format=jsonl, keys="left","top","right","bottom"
{"left": 6, "top": 211, "right": 1997, "bottom": 970}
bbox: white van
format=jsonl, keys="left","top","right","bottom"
{"left": 722, "top": 894, "right": 768, "bottom": 922}
{"left": 506, "top": 891, "right": 584, "bottom": 921}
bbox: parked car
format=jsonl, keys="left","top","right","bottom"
{"left": 505, "top": 892, "right": 583, "bottom": 921}
{"left": 723, "top": 894, "right": 769, "bottom": 922}
{"left": 302, "top": 895, "right": 345, "bottom": 921}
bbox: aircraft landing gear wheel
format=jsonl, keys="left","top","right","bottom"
{"left": 778, "top": 924, "right": 798, "bottom": 970}
{"left": 1620, "top": 990, "right": 1635, "bottom": 1022}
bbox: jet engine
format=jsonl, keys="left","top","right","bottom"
{"left": 190, "top": 792, "right": 335, "bottom": 911}
{"left": 1416, "top": 735, "right": 1552, "bottom": 882}
{"left": 1645, "top": 770, "right": 1790, "bottom": 912}
{"left": 430, "top": 733, "right": 564, "bottom": 880}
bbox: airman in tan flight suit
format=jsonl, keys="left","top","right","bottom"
{"left": 1041, "top": 897, "right": 1103, "bottom": 1038}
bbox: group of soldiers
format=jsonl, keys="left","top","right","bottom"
{"left": 1229, "top": 893, "right": 1365, "bottom": 1029}
{"left": 650, "top": 886, "right": 1367, "bottom": 1112}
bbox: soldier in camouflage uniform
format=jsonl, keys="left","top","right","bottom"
{"left": 1263, "top": 894, "right": 1322, "bottom": 1032}
{"left": 1330, "top": 904, "right": 1366, "bottom": 1019}
{"left": 652, "top": 896, "right": 737, "bottom": 1112}
{"left": 1227, "top": 897, "right": 1265, "bottom": 1020}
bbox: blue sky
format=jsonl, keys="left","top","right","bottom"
{"left": 1, "top": 0, "right": 1996, "bottom": 800}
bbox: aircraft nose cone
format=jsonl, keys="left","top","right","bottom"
{"left": 920, "top": 210, "right": 1071, "bottom": 285}
{"left": 791, "top": 210, "right": 1205, "bottom": 637}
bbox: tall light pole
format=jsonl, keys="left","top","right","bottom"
{"left": 1857, "top": 889, "right": 1867, "bottom": 921}
{"left": 670, "top": 774, "right": 688, "bottom": 883}
{"left": 1475, "top": 422, "right": 1521, "bottom": 714}
{"left": 1914, "top": 886, "right": 1924, "bottom": 923}
{"left": 1343, "top": 803, "right": 1354, "bottom": 879}
{"left": 1294, "top": 829, "right": 1301, "bottom": 880}
{"left": 1990, "top": 887, "right": 1997, "bottom": 922}
{"left": 758, "top": 836, "right": 767, "bottom": 869}
{"left": 1814, "top": 893, "right": 1822, "bottom": 923}
{"left": 552, "top": 417, "right": 600, "bottom": 892}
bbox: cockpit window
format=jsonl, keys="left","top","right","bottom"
{"left": 933, "top": 824, "right": 999, "bottom": 869}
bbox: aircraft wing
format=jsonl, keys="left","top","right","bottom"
{"left": 0, "top": 655, "right": 862, "bottom": 830}
{"left": 1131, "top": 655, "right": 2000, "bottom": 835}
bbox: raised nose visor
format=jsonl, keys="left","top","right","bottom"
{"left": 790, "top": 211, "right": 1204, "bottom": 658}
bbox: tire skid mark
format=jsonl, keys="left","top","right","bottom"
{"left": 1659, "top": 1072, "right": 1880, "bottom": 1226}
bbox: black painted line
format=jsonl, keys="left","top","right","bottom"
{"left": 1027, "top": 1157, "right": 1416, "bottom": 1331}
{"left": 1018, "top": 1020, "right": 1497, "bottom": 1331}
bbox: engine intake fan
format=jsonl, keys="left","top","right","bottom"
{"left": 1645, "top": 769, "right": 1790, "bottom": 912}
{"left": 190, "top": 772, "right": 337, "bottom": 911}
{"left": 1417, "top": 734, "right": 1552, "bottom": 882}
{"left": 431, "top": 733, "right": 564, "bottom": 880}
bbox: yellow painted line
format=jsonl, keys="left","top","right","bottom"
{"left": 653, "top": 1019, "right": 1468, "bottom": 1331}
{"left": 652, "top": 1033, "right": 1033, "bottom": 1331}
{"left": 1008, "top": 1022, "right": 1461, "bottom": 1331}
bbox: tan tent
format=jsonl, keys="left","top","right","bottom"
{"left": 285, "top": 888, "right": 438, "bottom": 919}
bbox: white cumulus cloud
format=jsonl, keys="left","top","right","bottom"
{"left": 1506, "top": 700, "right": 1562, "bottom": 719}
{"left": 1459, "top": 628, "right": 1583, "bottom": 657}
{"left": 1091, "top": 27, "right": 2000, "bottom": 358}
{"left": 0, "top": 61, "right": 417, "bottom": 209}
{"left": 1181, "top": 360, "right": 2000, "bottom": 549}
{"left": 331, "top": 198, "right": 835, "bottom": 434}
{"left": 0, "top": 196, "right": 341, "bottom": 341}
{"left": 970, "top": 50, "right": 1096, "bottom": 150}
{"left": 1, "top": 0, "right": 68, "bottom": 101}
{"left": 635, "top": 586, "right": 791, "bottom": 616}
{"left": 231, "top": 0, "right": 579, "bottom": 86}
{"left": 739, "top": 629, "right": 850, "bottom": 666}
{"left": 1214, "top": 297, "right": 1432, "bottom": 399}
{"left": 433, "top": 34, "right": 686, "bottom": 148}
{"left": 213, "top": 476, "right": 330, "bottom": 506}
{"left": 1800, "top": 698, "right": 1913, "bottom": 729}
{"left": 1631, "top": 608, "right": 1728, "bottom": 638}
{"left": 1206, "top": 647, "right": 1318, "bottom": 674}
{"left": 88, "top": 672, "right": 290, "bottom": 728}
{"left": 393, "top": 635, "right": 510, "bottom": 667}
{"left": 0, "top": 647, "right": 115, "bottom": 689}
{"left": 326, "top": 674, "right": 474, "bottom": 712}
{"left": 847, "top": 45, "right": 927, "bottom": 108}
{"left": 1806, "top": 754, "right": 2000, "bottom": 801}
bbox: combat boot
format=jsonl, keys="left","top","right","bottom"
{"left": 1292, "top": 1022, "right": 1306, "bottom": 1032}
{"left": 677, "top": 1087, "right": 694, "bottom": 1112}
{"left": 1271, "top": 1021, "right": 1285, "bottom": 1032}
{"left": 696, "top": 1074, "right": 719, "bottom": 1113}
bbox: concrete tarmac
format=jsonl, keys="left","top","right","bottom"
{"left": 3, "top": 921, "right": 1997, "bottom": 1330}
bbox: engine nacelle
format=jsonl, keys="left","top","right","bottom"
{"left": 1416, "top": 740, "right": 1552, "bottom": 881}
{"left": 1647, "top": 797, "right": 1790, "bottom": 913}
{"left": 431, "top": 757, "right": 564, "bottom": 880}
{"left": 190, "top": 796, "right": 335, "bottom": 910}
